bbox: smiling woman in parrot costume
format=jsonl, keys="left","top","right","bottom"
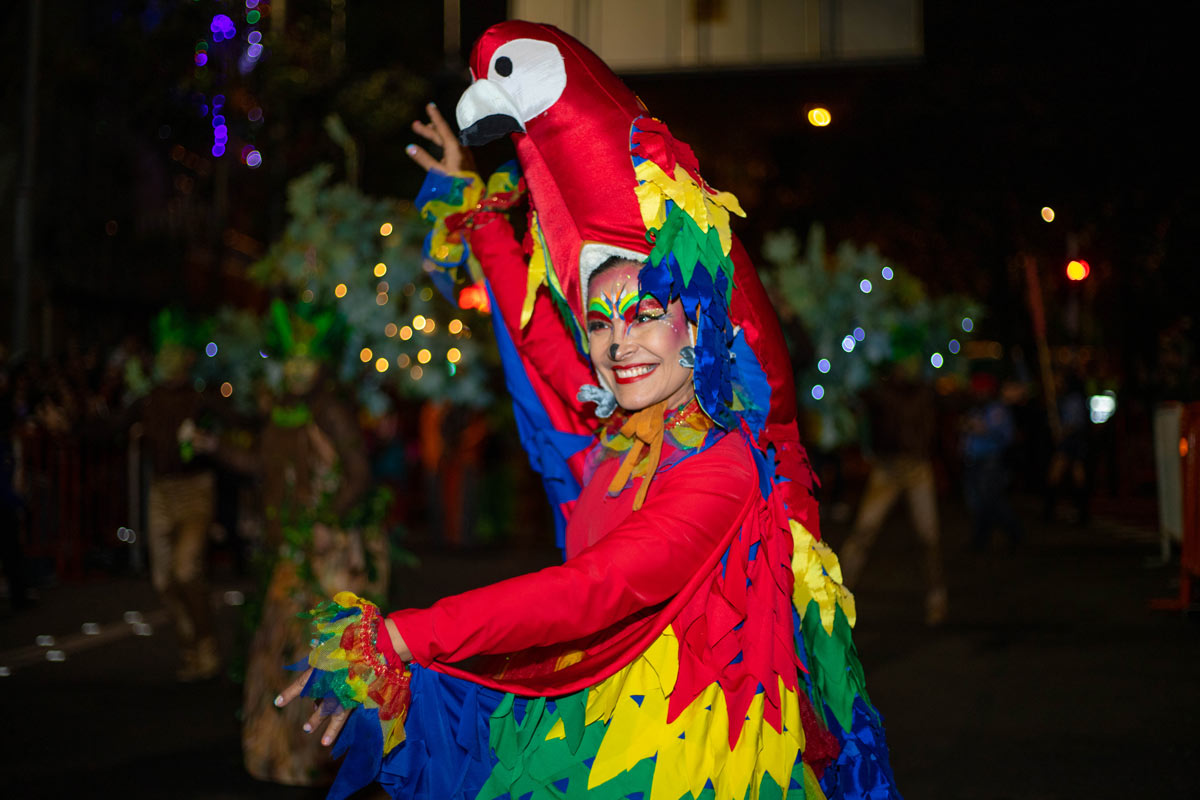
{"left": 276, "top": 21, "right": 901, "bottom": 800}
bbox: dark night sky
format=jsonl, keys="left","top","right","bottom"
{"left": 0, "top": 1, "right": 1192, "bottom": 377}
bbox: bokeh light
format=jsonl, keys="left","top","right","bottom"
{"left": 447, "top": 348, "right": 462, "bottom": 364}
{"left": 384, "top": 323, "right": 398, "bottom": 338}
{"left": 961, "top": 317, "right": 974, "bottom": 332}
{"left": 859, "top": 279, "right": 872, "bottom": 293}
{"left": 853, "top": 327, "right": 865, "bottom": 341}
{"left": 410, "top": 366, "right": 424, "bottom": 380}
{"left": 807, "top": 107, "right": 832, "bottom": 127}
{"left": 334, "top": 283, "right": 347, "bottom": 298}
{"left": 417, "top": 349, "right": 432, "bottom": 364}
{"left": 220, "top": 382, "right": 233, "bottom": 397}
{"left": 359, "top": 347, "right": 373, "bottom": 363}
{"left": 205, "top": 342, "right": 218, "bottom": 357}
{"left": 379, "top": 222, "right": 393, "bottom": 236}
{"left": 375, "top": 357, "right": 389, "bottom": 373}
{"left": 1041, "top": 206, "right": 1055, "bottom": 222}
{"left": 948, "top": 339, "right": 961, "bottom": 354}
{"left": 882, "top": 266, "right": 894, "bottom": 280}
{"left": 374, "top": 262, "right": 387, "bottom": 277}
{"left": 1066, "top": 259, "right": 1090, "bottom": 281}
{"left": 811, "top": 384, "right": 825, "bottom": 400}
{"left": 448, "top": 319, "right": 463, "bottom": 335}
{"left": 841, "top": 335, "right": 855, "bottom": 353}
{"left": 930, "top": 353, "right": 944, "bottom": 368}
{"left": 399, "top": 326, "right": 413, "bottom": 341}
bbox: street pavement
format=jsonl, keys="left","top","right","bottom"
{"left": 1, "top": 497, "right": 1196, "bottom": 799}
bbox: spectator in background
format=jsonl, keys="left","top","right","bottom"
{"left": 840, "top": 357, "right": 948, "bottom": 626}
{"left": 1044, "top": 371, "right": 1090, "bottom": 525}
{"left": 1, "top": 358, "right": 33, "bottom": 612}
{"left": 962, "top": 371, "right": 1023, "bottom": 551}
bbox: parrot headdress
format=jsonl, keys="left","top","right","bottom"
{"left": 458, "top": 21, "right": 771, "bottom": 433}
{"left": 452, "top": 21, "right": 816, "bottom": 520}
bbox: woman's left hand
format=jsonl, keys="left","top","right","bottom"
{"left": 275, "top": 668, "right": 353, "bottom": 747}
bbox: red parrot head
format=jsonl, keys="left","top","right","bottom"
{"left": 457, "top": 21, "right": 652, "bottom": 329}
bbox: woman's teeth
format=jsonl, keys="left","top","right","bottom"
{"left": 614, "top": 364, "right": 656, "bottom": 378}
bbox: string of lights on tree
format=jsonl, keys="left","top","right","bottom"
{"left": 192, "top": 165, "right": 493, "bottom": 414}
{"left": 762, "top": 224, "right": 983, "bottom": 449}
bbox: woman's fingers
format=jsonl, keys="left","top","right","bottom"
{"left": 274, "top": 668, "right": 313, "bottom": 708}
{"left": 303, "top": 702, "right": 325, "bottom": 734}
{"left": 405, "top": 143, "right": 444, "bottom": 174}
{"left": 425, "top": 103, "right": 456, "bottom": 147}
{"left": 321, "top": 705, "right": 353, "bottom": 746}
{"left": 411, "top": 118, "right": 442, "bottom": 148}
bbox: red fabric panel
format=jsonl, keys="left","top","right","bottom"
{"left": 389, "top": 433, "right": 757, "bottom": 695}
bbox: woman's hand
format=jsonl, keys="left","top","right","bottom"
{"left": 275, "top": 669, "right": 352, "bottom": 747}
{"left": 406, "top": 102, "right": 474, "bottom": 175}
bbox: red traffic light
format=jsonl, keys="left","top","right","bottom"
{"left": 1066, "top": 259, "right": 1090, "bottom": 281}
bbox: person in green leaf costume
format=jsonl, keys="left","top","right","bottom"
{"left": 204, "top": 300, "right": 390, "bottom": 786}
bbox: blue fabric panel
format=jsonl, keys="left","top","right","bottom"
{"left": 486, "top": 284, "right": 592, "bottom": 553}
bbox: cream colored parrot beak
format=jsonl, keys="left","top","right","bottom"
{"left": 456, "top": 79, "right": 524, "bottom": 146}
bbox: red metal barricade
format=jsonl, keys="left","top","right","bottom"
{"left": 18, "top": 427, "right": 130, "bottom": 581}
{"left": 1153, "top": 401, "right": 1200, "bottom": 609}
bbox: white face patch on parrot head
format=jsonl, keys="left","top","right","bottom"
{"left": 457, "top": 38, "right": 566, "bottom": 146}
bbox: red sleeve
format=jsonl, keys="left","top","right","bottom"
{"left": 467, "top": 212, "right": 595, "bottom": 435}
{"left": 388, "top": 436, "right": 757, "bottom": 666}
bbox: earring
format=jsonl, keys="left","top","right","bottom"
{"left": 577, "top": 383, "right": 617, "bottom": 418}
{"left": 678, "top": 346, "right": 695, "bottom": 368}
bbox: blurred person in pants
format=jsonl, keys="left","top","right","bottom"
{"left": 137, "top": 336, "right": 222, "bottom": 681}
{"left": 840, "top": 360, "right": 948, "bottom": 625}
{"left": 962, "top": 371, "right": 1023, "bottom": 550}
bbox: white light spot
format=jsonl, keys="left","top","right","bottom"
{"left": 123, "top": 611, "right": 144, "bottom": 625}
{"left": 931, "top": 353, "right": 944, "bottom": 368}
{"left": 1089, "top": 392, "right": 1117, "bottom": 424}
{"left": 132, "top": 622, "right": 154, "bottom": 637}
{"left": 961, "top": 317, "right": 974, "bottom": 333}
{"left": 882, "top": 266, "right": 894, "bottom": 280}
{"left": 817, "top": 358, "right": 831, "bottom": 374}
{"left": 81, "top": 623, "right": 101, "bottom": 636}
{"left": 223, "top": 590, "right": 245, "bottom": 607}
{"left": 859, "top": 279, "right": 872, "bottom": 293}
{"left": 841, "top": 335, "right": 855, "bottom": 353}
{"left": 0, "top": 666, "right": 10, "bottom": 677}
{"left": 35, "top": 635, "right": 55, "bottom": 647}
{"left": 46, "top": 650, "right": 66, "bottom": 662}
{"left": 811, "top": 384, "right": 825, "bottom": 400}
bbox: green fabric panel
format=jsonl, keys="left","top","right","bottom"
{"left": 800, "top": 600, "right": 872, "bottom": 733}
{"left": 479, "top": 685, "right": 803, "bottom": 800}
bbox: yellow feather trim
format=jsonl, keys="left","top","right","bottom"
{"left": 546, "top": 627, "right": 805, "bottom": 800}
{"left": 789, "top": 520, "right": 857, "bottom": 634}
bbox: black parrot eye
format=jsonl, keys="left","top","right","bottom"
{"left": 494, "top": 56, "right": 513, "bottom": 77}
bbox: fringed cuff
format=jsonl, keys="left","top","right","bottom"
{"left": 414, "top": 162, "right": 524, "bottom": 298}
{"left": 301, "top": 591, "right": 413, "bottom": 755}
